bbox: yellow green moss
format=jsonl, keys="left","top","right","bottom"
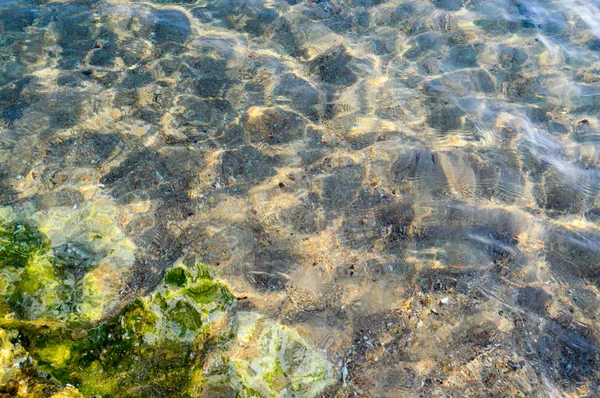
{"left": 36, "top": 342, "right": 72, "bottom": 369}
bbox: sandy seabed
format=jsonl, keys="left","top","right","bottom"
{"left": 1, "top": 0, "right": 600, "bottom": 396}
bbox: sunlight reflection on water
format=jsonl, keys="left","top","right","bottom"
{"left": 1, "top": 0, "right": 600, "bottom": 396}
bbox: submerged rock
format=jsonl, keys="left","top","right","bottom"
{"left": 198, "top": 311, "right": 335, "bottom": 397}
{"left": 0, "top": 199, "right": 136, "bottom": 324}
{"left": 33, "top": 259, "right": 236, "bottom": 396}
{"left": 0, "top": 250, "right": 335, "bottom": 397}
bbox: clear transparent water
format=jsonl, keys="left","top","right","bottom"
{"left": 1, "top": 0, "right": 600, "bottom": 396}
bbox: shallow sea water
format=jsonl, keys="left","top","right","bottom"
{"left": 1, "top": 0, "right": 600, "bottom": 396}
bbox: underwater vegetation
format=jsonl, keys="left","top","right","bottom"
{"left": 0, "top": 200, "right": 137, "bottom": 324}
{"left": 0, "top": 205, "right": 334, "bottom": 397}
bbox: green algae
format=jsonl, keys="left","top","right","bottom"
{"left": 10, "top": 251, "right": 62, "bottom": 320}
{"left": 0, "top": 208, "right": 62, "bottom": 321}
{"left": 25, "top": 261, "right": 235, "bottom": 396}
{"left": 0, "top": 204, "right": 334, "bottom": 397}
{"left": 0, "top": 221, "right": 49, "bottom": 270}
{"left": 0, "top": 201, "right": 136, "bottom": 324}
{"left": 0, "top": 255, "right": 334, "bottom": 397}
{"left": 0, "top": 259, "right": 236, "bottom": 397}
{"left": 0, "top": 327, "right": 84, "bottom": 397}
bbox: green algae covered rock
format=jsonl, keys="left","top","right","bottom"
{"left": 25, "top": 259, "right": 333, "bottom": 397}
{"left": 0, "top": 212, "right": 57, "bottom": 319}
{"left": 0, "top": 219, "right": 50, "bottom": 270}
{"left": 0, "top": 200, "right": 335, "bottom": 397}
{"left": 26, "top": 259, "right": 236, "bottom": 397}
{"left": 0, "top": 258, "right": 335, "bottom": 397}
{"left": 0, "top": 200, "right": 136, "bottom": 324}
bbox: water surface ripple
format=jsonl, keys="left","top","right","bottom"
{"left": 2, "top": 0, "right": 600, "bottom": 396}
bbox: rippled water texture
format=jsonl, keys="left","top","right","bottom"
{"left": 2, "top": 0, "right": 600, "bottom": 396}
